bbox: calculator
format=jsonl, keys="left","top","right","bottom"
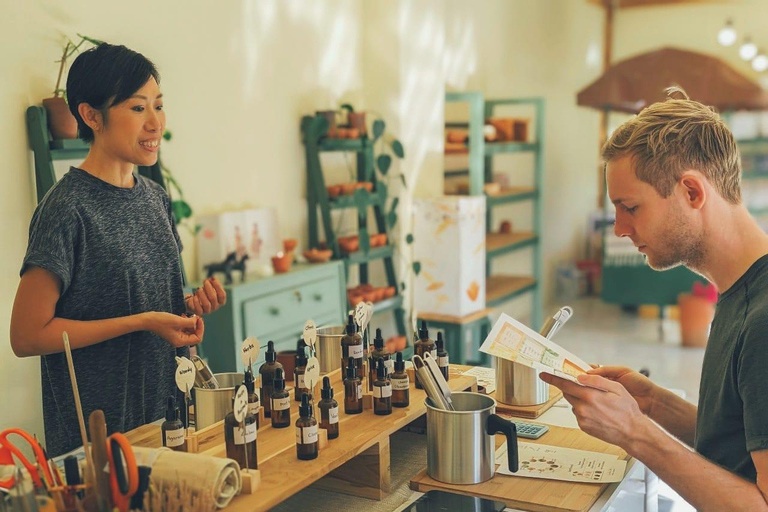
{"left": 512, "top": 421, "right": 549, "bottom": 439}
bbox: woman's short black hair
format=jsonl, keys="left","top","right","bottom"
{"left": 66, "top": 43, "right": 160, "bottom": 143}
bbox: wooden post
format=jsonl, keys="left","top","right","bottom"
{"left": 598, "top": 0, "right": 615, "bottom": 208}
{"left": 314, "top": 439, "right": 391, "bottom": 500}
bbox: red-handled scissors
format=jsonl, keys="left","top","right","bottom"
{"left": 0, "top": 428, "right": 54, "bottom": 489}
{"left": 106, "top": 433, "right": 138, "bottom": 512}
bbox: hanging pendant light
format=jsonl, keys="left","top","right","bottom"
{"left": 740, "top": 37, "right": 758, "bottom": 61}
{"left": 718, "top": 19, "right": 737, "bottom": 47}
{"left": 752, "top": 51, "right": 768, "bottom": 72}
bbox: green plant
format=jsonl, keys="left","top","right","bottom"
{"left": 159, "top": 130, "right": 200, "bottom": 235}
{"left": 53, "top": 33, "right": 104, "bottom": 98}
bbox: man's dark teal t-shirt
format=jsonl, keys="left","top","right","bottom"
{"left": 696, "top": 254, "right": 768, "bottom": 482}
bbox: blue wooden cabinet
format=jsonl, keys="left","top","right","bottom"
{"left": 197, "top": 261, "right": 347, "bottom": 373}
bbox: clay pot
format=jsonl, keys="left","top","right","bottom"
{"left": 363, "top": 291, "right": 378, "bottom": 303}
{"left": 277, "top": 351, "right": 297, "bottom": 381}
{"left": 513, "top": 119, "right": 530, "bottom": 142}
{"left": 271, "top": 253, "right": 292, "bottom": 274}
{"left": 484, "top": 183, "right": 501, "bottom": 195}
{"left": 500, "top": 220, "right": 513, "bottom": 234}
{"left": 387, "top": 336, "right": 407, "bottom": 352}
{"left": 487, "top": 118, "right": 514, "bottom": 141}
{"left": 42, "top": 97, "right": 78, "bottom": 140}
{"left": 378, "top": 234, "right": 388, "bottom": 246}
{"left": 346, "top": 128, "right": 360, "bottom": 139}
{"left": 336, "top": 128, "right": 349, "bottom": 138}
{"left": 358, "top": 283, "right": 373, "bottom": 292}
{"left": 354, "top": 182, "right": 374, "bottom": 192}
{"left": 283, "top": 239, "right": 298, "bottom": 253}
{"left": 374, "top": 288, "right": 386, "bottom": 302}
{"left": 342, "top": 183, "right": 357, "bottom": 195}
{"left": 347, "top": 111, "right": 366, "bottom": 135}
{"left": 678, "top": 293, "right": 715, "bottom": 347}
{"left": 327, "top": 185, "right": 342, "bottom": 197}
{"left": 349, "top": 295, "right": 364, "bottom": 307}
{"left": 383, "top": 286, "right": 396, "bottom": 299}
{"left": 446, "top": 130, "right": 468, "bottom": 143}
{"left": 339, "top": 238, "right": 359, "bottom": 253}
{"left": 385, "top": 337, "right": 397, "bottom": 353}
{"left": 303, "top": 249, "right": 332, "bottom": 263}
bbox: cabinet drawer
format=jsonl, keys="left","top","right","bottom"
{"left": 242, "top": 276, "right": 342, "bottom": 340}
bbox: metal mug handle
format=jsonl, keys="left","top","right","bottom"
{"left": 486, "top": 414, "right": 519, "bottom": 473}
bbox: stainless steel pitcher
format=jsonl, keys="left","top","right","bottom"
{"left": 495, "top": 359, "right": 549, "bottom": 406}
{"left": 316, "top": 325, "right": 344, "bottom": 374}
{"left": 426, "top": 392, "right": 518, "bottom": 484}
{"left": 193, "top": 372, "right": 243, "bottom": 429}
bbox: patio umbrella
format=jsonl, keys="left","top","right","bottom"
{"left": 577, "top": 46, "right": 768, "bottom": 113}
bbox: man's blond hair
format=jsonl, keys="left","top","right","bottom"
{"left": 601, "top": 87, "right": 741, "bottom": 204}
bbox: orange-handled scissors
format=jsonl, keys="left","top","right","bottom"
{"left": 0, "top": 428, "right": 54, "bottom": 489}
{"left": 106, "top": 433, "right": 138, "bottom": 512}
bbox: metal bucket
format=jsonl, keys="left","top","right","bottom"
{"left": 426, "top": 392, "right": 518, "bottom": 484}
{"left": 316, "top": 325, "right": 344, "bottom": 374}
{"left": 495, "top": 357, "right": 549, "bottom": 406}
{"left": 193, "top": 372, "right": 243, "bottom": 430}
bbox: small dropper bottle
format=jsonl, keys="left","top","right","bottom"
{"left": 225, "top": 392, "right": 258, "bottom": 469}
{"left": 390, "top": 352, "right": 410, "bottom": 408}
{"left": 343, "top": 357, "right": 363, "bottom": 414}
{"left": 259, "top": 341, "right": 283, "bottom": 418}
{"left": 340, "top": 314, "right": 364, "bottom": 376}
{"left": 368, "top": 328, "right": 391, "bottom": 391}
{"left": 270, "top": 368, "right": 291, "bottom": 428}
{"left": 294, "top": 341, "right": 309, "bottom": 401}
{"left": 161, "top": 396, "right": 187, "bottom": 452}
{"left": 295, "top": 394, "right": 319, "bottom": 460}
{"left": 413, "top": 321, "right": 436, "bottom": 389}
{"left": 436, "top": 332, "right": 450, "bottom": 381}
{"left": 372, "top": 358, "right": 392, "bottom": 416}
{"left": 244, "top": 367, "right": 261, "bottom": 428}
{"left": 318, "top": 376, "right": 340, "bottom": 439}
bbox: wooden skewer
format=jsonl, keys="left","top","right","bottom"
{"left": 62, "top": 331, "right": 100, "bottom": 510}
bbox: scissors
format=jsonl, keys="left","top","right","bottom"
{"left": 0, "top": 428, "right": 54, "bottom": 489}
{"left": 106, "top": 433, "right": 138, "bottom": 512}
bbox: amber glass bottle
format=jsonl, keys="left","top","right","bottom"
{"left": 270, "top": 368, "right": 291, "bottom": 428}
{"left": 259, "top": 341, "right": 283, "bottom": 418}
{"left": 368, "top": 328, "right": 391, "bottom": 391}
{"left": 294, "top": 341, "right": 309, "bottom": 401}
{"left": 390, "top": 352, "right": 410, "bottom": 408}
{"left": 372, "top": 358, "right": 392, "bottom": 416}
{"left": 161, "top": 396, "right": 188, "bottom": 452}
{"left": 436, "top": 332, "right": 450, "bottom": 382}
{"left": 224, "top": 392, "right": 258, "bottom": 469}
{"left": 318, "top": 376, "right": 340, "bottom": 439}
{"left": 295, "top": 394, "right": 319, "bottom": 460}
{"left": 413, "top": 321, "right": 436, "bottom": 389}
{"left": 340, "top": 315, "right": 364, "bottom": 376}
{"left": 343, "top": 357, "right": 363, "bottom": 415}
{"left": 243, "top": 368, "right": 260, "bottom": 428}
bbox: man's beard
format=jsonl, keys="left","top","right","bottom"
{"left": 645, "top": 205, "right": 705, "bottom": 272}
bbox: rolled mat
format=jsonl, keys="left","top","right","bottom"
{"left": 132, "top": 446, "right": 241, "bottom": 510}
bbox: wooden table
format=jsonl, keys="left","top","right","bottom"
{"left": 125, "top": 366, "right": 477, "bottom": 512}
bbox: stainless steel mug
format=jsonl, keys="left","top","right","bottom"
{"left": 495, "top": 357, "right": 549, "bottom": 406}
{"left": 426, "top": 392, "right": 518, "bottom": 484}
{"left": 193, "top": 372, "right": 243, "bottom": 429}
{"left": 316, "top": 325, "right": 344, "bottom": 374}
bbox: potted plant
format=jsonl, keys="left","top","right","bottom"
{"left": 44, "top": 34, "right": 103, "bottom": 140}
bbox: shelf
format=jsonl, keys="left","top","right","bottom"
{"left": 445, "top": 122, "right": 469, "bottom": 129}
{"left": 444, "top": 169, "right": 470, "bottom": 177}
{"left": 742, "top": 172, "right": 768, "bottom": 181}
{"left": 319, "top": 138, "right": 366, "bottom": 152}
{"left": 486, "top": 275, "right": 537, "bottom": 306}
{"left": 749, "top": 206, "right": 768, "bottom": 216}
{"left": 484, "top": 141, "right": 538, "bottom": 155}
{"left": 486, "top": 232, "right": 538, "bottom": 258}
{"left": 49, "top": 138, "right": 90, "bottom": 160}
{"left": 342, "top": 244, "right": 394, "bottom": 264}
{"left": 371, "top": 295, "right": 404, "bottom": 314}
{"left": 329, "top": 193, "right": 383, "bottom": 210}
{"left": 485, "top": 186, "right": 539, "bottom": 206}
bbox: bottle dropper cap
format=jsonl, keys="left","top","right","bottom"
{"left": 273, "top": 368, "right": 286, "bottom": 391}
{"left": 436, "top": 332, "right": 444, "bottom": 351}
{"left": 266, "top": 340, "right": 276, "bottom": 363}
{"left": 419, "top": 320, "right": 429, "bottom": 340}
{"left": 374, "top": 328, "right": 384, "bottom": 349}
{"left": 376, "top": 357, "right": 386, "bottom": 379}
{"left": 346, "top": 357, "right": 357, "bottom": 379}
{"left": 244, "top": 368, "right": 255, "bottom": 394}
{"left": 394, "top": 352, "right": 405, "bottom": 372}
{"left": 299, "top": 393, "right": 313, "bottom": 418}
{"left": 295, "top": 341, "right": 308, "bottom": 365}
{"left": 346, "top": 314, "right": 356, "bottom": 335}
{"left": 321, "top": 376, "right": 334, "bottom": 400}
{"left": 165, "top": 396, "right": 176, "bottom": 422}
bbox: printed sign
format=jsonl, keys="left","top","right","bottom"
{"left": 241, "top": 336, "right": 261, "bottom": 367}
{"left": 305, "top": 357, "right": 321, "bottom": 391}
{"left": 303, "top": 320, "right": 318, "bottom": 349}
{"left": 175, "top": 357, "right": 196, "bottom": 393}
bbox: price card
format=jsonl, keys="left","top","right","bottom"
{"left": 241, "top": 336, "right": 261, "bottom": 367}
{"left": 175, "top": 356, "right": 196, "bottom": 393}
{"left": 303, "top": 320, "right": 318, "bottom": 349}
{"left": 234, "top": 385, "right": 249, "bottom": 423}
{"left": 304, "top": 357, "right": 321, "bottom": 391}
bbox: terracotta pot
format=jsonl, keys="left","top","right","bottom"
{"left": 42, "top": 97, "right": 78, "bottom": 140}
{"left": 383, "top": 286, "right": 396, "bottom": 299}
{"left": 374, "top": 288, "right": 386, "bottom": 302}
{"left": 487, "top": 118, "right": 514, "bottom": 141}
{"left": 363, "top": 291, "right": 377, "bottom": 303}
{"left": 336, "top": 128, "right": 349, "bottom": 138}
{"left": 277, "top": 351, "right": 297, "bottom": 381}
{"left": 358, "top": 283, "right": 374, "bottom": 292}
{"left": 339, "top": 238, "right": 359, "bottom": 253}
{"left": 349, "top": 295, "right": 364, "bottom": 307}
{"left": 327, "top": 185, "right": 342, "bottom": 197}
{"left": 484, "top": 183, "right": 501, "bottom": 195}
{"left": 378, "top": 234, "right": 388, "bottom": 246}
{"left": 346, "top": 128, "right": 360, "bottom": 139}
{"left": 500, "top": 220, "right": 513, "bottom": 234}
{"left": 513, "top": 119, "right": 530, "bottom": 142}
{"left": 446, "top": 129, "right": 468, "bottom": 144}
{"left": 283, "top": 239, "right": 298, "bottom": 253}
{"left": 271, "top": 253, "right": 292, "bottom": 274}
{"left": 678, "top": 293, "right": 715, "bottom": 347}
{"left": 385, "top": 337, "right": 397, "bottom": 353}
{"left": 342, "top": 183, "right": 357, "bottom": 195}
{"left": 303, "top": 249, "right": 332, "bottom": 263}
{"left": 347, "top": 111, "right": 366, "bottom": 135}
{"left": 388, "top": 336, "right": 407, "bottom": 352}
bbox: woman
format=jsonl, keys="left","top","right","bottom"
{"left": 10, "top": 43, "right": 225, "bottom": 456}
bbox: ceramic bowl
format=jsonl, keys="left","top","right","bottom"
{"left": 303, "top": 249, "right": 332, "bottom": 263}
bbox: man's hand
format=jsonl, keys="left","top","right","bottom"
{"left": 145, "top": 312, "right": 204, "bottom": 348}
{"left": 540, "top": 372, "right": 649, "bottom": 448}
{"left": 185, "top": 277, "right": 227, "bottom": 315}
{"left": 587, "top": 366, "right": 660, "bottom": 416}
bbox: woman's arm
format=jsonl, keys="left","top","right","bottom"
{"left": 10, "top": 266, "right": 203, "bottom": 357}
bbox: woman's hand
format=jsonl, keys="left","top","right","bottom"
{"left": 587, "top": 366, "right": 659, "bottom": 416}
{"left": 185, "top": 277, "right": 227, "bottom": 315}
{"left": 145, "top": 312, "right": 204, "bottom": 348}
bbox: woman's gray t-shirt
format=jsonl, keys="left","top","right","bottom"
{"left": 21, "top": 167, "right": 186, "bottom": 456}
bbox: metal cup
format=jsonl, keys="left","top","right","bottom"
{"left": 192, "top": 372, "right": 243, "bottom": 429}
{"left": 495, "top": 357, "right": 550, "bottom": 406}
{"left": 426, "top": 392, "right": 518, "bottom": 484}
{"left": 316, "top": 326, "right": 344, "bottom": 374}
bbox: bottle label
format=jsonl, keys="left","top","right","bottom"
{"left": 296, "top": 424, "right": 318, "bottom": 445}
{"left": 384, "top": 359, "right": 394, "bottom": 374}
{"left": 373, "top": 383, "right": 392, "bottom": 398}
{"left": 431, "top": 348, "right": 437, "bottom": 359}
{"left": 248, "top": 402, "right": 260, "bottom": 417}
{"left": 329, "top": 406, "right": 339, "bottom": 424}
{"left": 272, "top": 396, "right": 291, "bottom": 411}
{"left": 297, "top": 373, "right": 306, "bottom": 389}
{"left": 165, "top": 427, "right": 185, "bottom": 448}
{"left": 439, "top": 356, "right": 449, "bottom": 367}
{"left": 350, "top": 345, "right": 364, "bottom": 359}
{"left": 357, "top": 384, "right": 363, "bottom": 400}
{"left": 391, "top": 376, "right": 410, "bottom": 391}
{"left": 234, "top": 422, "right": 257, "bottom": 445}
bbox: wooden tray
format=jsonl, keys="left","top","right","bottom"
{"left": 410, "top": 425, "right": 629, "bottom": 512}
{"left": 125, "top": 365, "right": 478, "bottom": 512}
{"left": 490, "top": 385, "right": 564, "bottom": 419}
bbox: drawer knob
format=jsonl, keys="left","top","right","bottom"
{"left": 313, "top": 293, "right": 322, "bottom": 301}
{"left": 294, "top": 290, "right": 303, "bottom": 302}
{"left": 269, "top": 307, "right": 280, "bottom": 316}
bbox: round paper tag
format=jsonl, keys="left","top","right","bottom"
{"left": 303, "top": 320, "right": 318, "bottom": 349}
{"left": 355, "top": 302, "right": 367, "bottom": 331}
{"left": 234, "top": 385, "right": 248, "bottom": 423}
{"left": 304, "top": 357, "right": 321, "bottom": 390}
{"left": 241, "top": 337, "right": 260, "bottom": 367}
{"left": 175, "top": 357, "right": 196, "bottom": 393}
{"left": 364, "top": 302, "right": 374, "bottom": 332}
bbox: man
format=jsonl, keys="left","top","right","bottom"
{"left": 541, "top": 88, "right": 768, "bottom": 511}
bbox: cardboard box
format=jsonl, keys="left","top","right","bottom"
{"left": 413, "top": 196, "right": 486, "bottom": 317}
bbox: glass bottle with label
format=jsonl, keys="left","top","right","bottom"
{"left": 318, "top": 376, "right": 340, "bottom": 439}
{"left": 259, "top": 341, "right": 283, "bottom": 418}
{"left": 372, "top": 358, "right": 392, "bottom": 416}
{"left": 343, "top": 357, "right": 363, "bottom": 415}
{"left": 368, "top": 328, "right": 391, "bottom": 391}
{"left": 243, "top": 368, "right": 260, "bottom": 428}
{"left": 294, "top": 341, "right": 309, "bottom": 401}
{"left": 413, "top": 321, "right": 436, "bottom": 389}
{"left": 161, "top": 396, "right": 187, "bottom": 452}
{"left": 295, "top": 394, "right": 319, "bottom": 460}
{"left": 225, "top": 392, "right": 258, "bottom": 469}
{"left": 340, "top": 314, "right": 364, "bottom": 376}
{"left": 390, "top": 352, "right": 410, "bottom": 408}
{"left": 436, "top": 332, "right": 450, "bottom": 381}
{"left": 270, "top": 368, "right": 291, "bottom": 428}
